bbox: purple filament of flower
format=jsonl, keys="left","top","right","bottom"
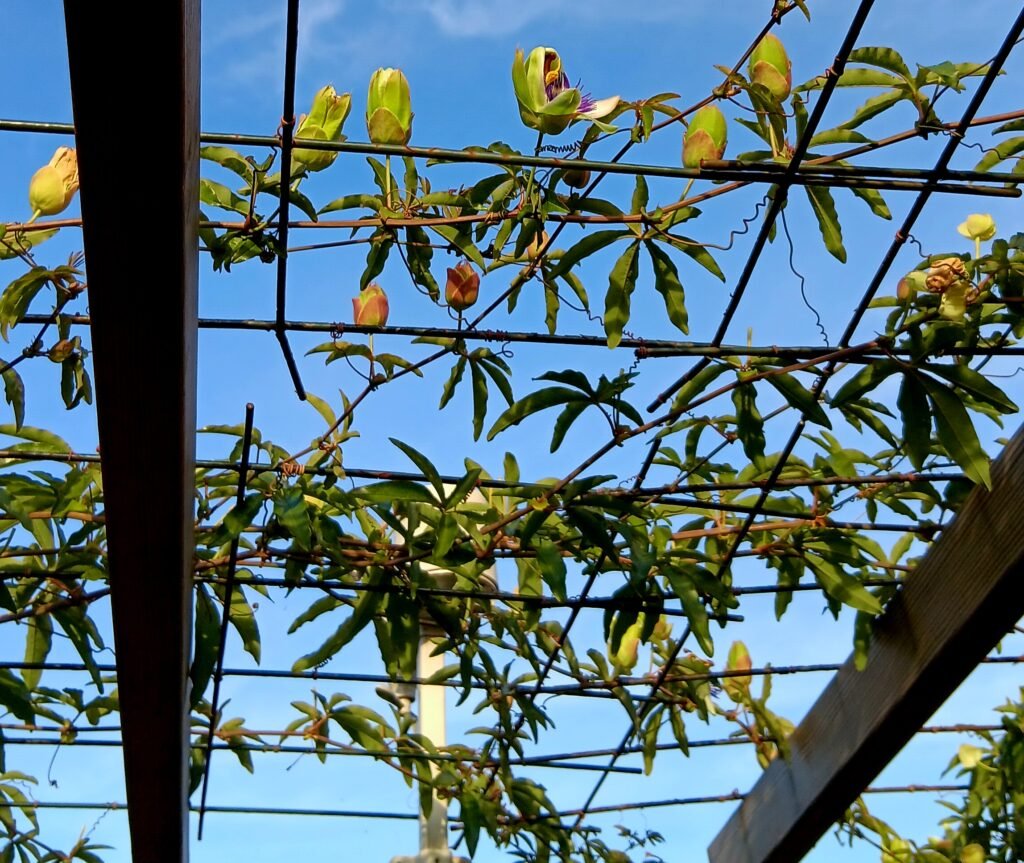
{"left": 545, "top": 70, "right": 570, "bottom": 102}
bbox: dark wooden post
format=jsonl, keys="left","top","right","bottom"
{"left": 63, "top": 2, "right": 200, "bottom": 860}
{"left": 709, "top": 427, "right": 1024, "bottom": 863}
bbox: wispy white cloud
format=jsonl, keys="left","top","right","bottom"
{"left": 390, "top": 0, "right": 703, "bottom": 39}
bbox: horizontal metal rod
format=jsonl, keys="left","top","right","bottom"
{"left": 0, "top": 737, "right": 641, "bottom": 774}
{"left": 0, "top": 448, "right": 967, "bottom": 496}
{"left": 1, "top": 120, "right": 1019, "bottom": 194}
{"left": 19, "top": 315, "right": 1024, "bottom": 358}
{"left": 4, "top": 783, "right": 972, "bottom": 821}
{"left": 4, "top": 656, "right": 1015, "bottom": 693}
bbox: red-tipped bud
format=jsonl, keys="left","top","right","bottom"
{"left": 749, "top": 34, "right": 792, "bottom": 101}
{"left": 683, "top": 105, "right": 728, "bottom": 168}
{"left": 353, "top": 283, "right": 389, "bottom": 326}
{"left": 445, "top": 262, "right": 480, "bottom": 312}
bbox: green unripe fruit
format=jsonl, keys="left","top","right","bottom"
{"left": 683, "top": 104, "right": 728, "bottom": 168}
{"left": 749, "top": 34, "right": 792, "bottom": 101}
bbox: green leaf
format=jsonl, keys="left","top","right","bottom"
{"left": 470, "top": 360, "right": 488, "bottom": 441}
{"left": 897, "top": 373, "right": 931, "bottom": 470}
{"left": 292, "top": 571, "right": 386, "bottom": 671}
{"left": 548, "top": 230, "right": 629, "bottom": 280}
{"left": 848, "top": 185, "right": 892, "bottom": 220}
{"left": 318, "top": 193, "right": 383, "bottom": 215}
{"left": 189, "top": 585, "right": 219, "bottom": 708}
{"left": 439, "top": 355, "right": 467, "bottom": 410}
{"left": 603, "top": 241, "right": 641, "bottom": 349}
{"left": 924, "top": 363, "right": 1017, "bottom": 414}
{"left": 732, "top": 381, "right": 766, "bottom": 469}
{"left": 646, "top": 241, "right": 688, "bottom": 334}
{"left": 199, "top": 178, "right": 249, "bottom": 215}
{"left": 840, "top": 90, "right": 906, "bottom": 130}
{"left": 804, "top": 185, "right": 846, "bottom": 262}
{"left": 536, "top": 541, "right": 567, "bottom": 602}
{"left": 390, "top": 438, "right": 445, "bottom": 498}
{"left": 664, "top": 568, "right": 713, "bottom": 655}
{"left": 200, "top": 145, "right": 254, "bottom": 181}
{"left": 2, "top": 368, "right": 24, "bottom": 431}
{"left": 631, "top": 175, "right": 649, "bottom": 214}
{"left": 429, "top": 224, "right": 485, "bottom": 269}
{"left": 0, "top": 268, "right": 49, "bottom": 340}
{"left": 208, "top": 493, "right": 264, "bottom": 547}
{"left": 549, "top": 400, "right": 589, "bottom": 452}
{"left": 22, "top": 614, "right": 51, "bottom": 690}
{"left": 487, "top": 386, "right": 583, "bottom": 441}
{"left": 218, "top": 583, "right": 261, "bottom": 664}
{"left": 920, "top": 375, "right": 992, "bottom": 488}
{"left": 766, "top": 372, "right": 830, "bottom": 427}
{"left": 355, "top": 481, "right": 437, "bottom": 504}
{"left": 847, "top": 47, "right": 912, "bottom": 82}
{"left": 434, "top": 511, "right": 459, "bottom": 558}
{"left": 460, "top": 794, "right": 482, "bottom": 858}
{"left": 274, "top": 486, "right": 312, "bottom": 550}
{"left": 0, "top": 670, "right": 33, "bottom": 723}
{"left": 807, "top": 558, "right": 882, "bottom": 615}
{"left": 808, "top": 128, "right": 872, "bottom": 147}
{"left": 830, "top": 360, "right": 899, "bottom": 406}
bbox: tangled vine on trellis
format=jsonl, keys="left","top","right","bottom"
{"left": 1, "top": 2, "right": 1024, "bottom": 860}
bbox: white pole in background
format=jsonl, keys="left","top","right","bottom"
{"left": 390, "top": 488, "right": 495, "bottom": 863}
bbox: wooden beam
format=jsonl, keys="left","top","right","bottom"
{"left": 708, "top": 426, "right": 1024, "bottom": 863}
{"left": 63, "top": 3, "right": 199, "bottom": 861}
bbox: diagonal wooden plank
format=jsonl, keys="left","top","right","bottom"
{"left": 708, "top": 425, "right": 1024, "bottom": 863}
{"left": 63, "top": 2, "right": 199, "bottom": 860}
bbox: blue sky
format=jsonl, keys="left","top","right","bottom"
{"left": 1, "top": 1, "right": 1023, "bottom": 861}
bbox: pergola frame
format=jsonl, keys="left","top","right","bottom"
{"left": 0, "top": 1, "right": 1014, "bottom": 860}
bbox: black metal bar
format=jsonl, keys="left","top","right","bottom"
{"left": 19, "top": 313, "right": 1024, "bottom": 357}
{"left": 646, "top": 0, "right": 877, "bottom": 413}
{"left": 197, "top": 403, "right": 254, "bottom": 839}
{"left": 274, "top": 0, "right": 305, "bottom": 399}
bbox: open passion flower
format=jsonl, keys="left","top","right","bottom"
{"left": 512, "top": 47, "right": 619, "bottom": 136}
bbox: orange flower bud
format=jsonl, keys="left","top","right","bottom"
{"left": 445, "top": 261, "right": 480, "bottom": 312}
{"left": 352, "top": 283, "right": 389, "bottom": 326}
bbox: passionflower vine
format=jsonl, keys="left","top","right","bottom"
{"left": 353, "top": 283, "right": 389, "bottom": 326}
{"left": 512, "top": 47, "right": 619, "bottom": 136}
{"left": 445, "top": 262, "right": 480, "bottom": 312}
{"left": 958, "top": 213, "right": 997, "bottom": 260}
{"left": 28, "top": 147, "right": 79, "bottom": 222}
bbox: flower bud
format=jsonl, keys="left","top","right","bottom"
{"left": 957, "top": 213, "right": 996, "bottom": 242}
{"left": 366, "top": 68, "right": 413, "bottom": 145}
{"left": 48, "top": 338, "right": 76, "bottom": 363}
{"left": 293, "top": 85, "right": 352, "bottom": 173}
{"left": 352, "top": 283, "right": 389, "bottom": 326}
{"left": 561, "top": 167, "right": 591, "bottom": 188}
{"left": 445, "top": 261, "right": 480, "bottom": 312}
{"left": 683, "top": 104, "right": 728, "bottom": 168}
{"left": 957, "top": 743, "right": 984, "bottom": 769}
{"left": 609, "top": 614, "right": 645, "bottom": 674}
{"left": 722, "top": 640, "right": 752, "bottom": 703}
{"left": 749, "top": 34, "right": 792, "bottom": 101}
{"left": 960, "top": 845, "right": 985, "bottom": 863}
{"left": 897, "top": 270, "right": 927, "bottom": 300}
{"left": 28, "top": 147, "right": 79, "bottom": 222}
{"left": 520, "top": 230, "right": 550, "bottom": 261}
{"left": 926, "top": 257, "right": 967, "bottom": 293}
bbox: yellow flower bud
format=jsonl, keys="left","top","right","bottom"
{"left": 957, "top": 213, "right": 996, "bottom": 242}
{"left": 445, "top": 262, "right": 480, "bottom": 312}
{"left": 352, "top": 283, "right": 390, "bottom": 326}
{"left": 28, "top": 147, "right": 79, "bottom": 222}
{"left": 366, "top": 68, "right": 413, "bottom": 145}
